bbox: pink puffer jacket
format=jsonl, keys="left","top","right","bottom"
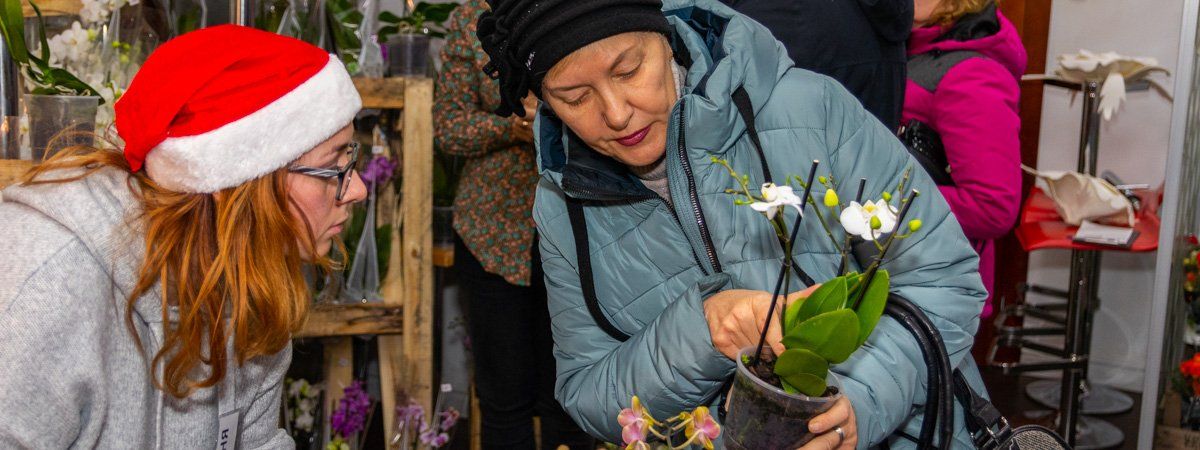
{"left": 902, "top": 6, "right": 1026, "bottom": 318}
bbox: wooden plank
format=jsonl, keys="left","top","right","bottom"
{"left": 22, "top": 0, "right": 80, "bottom": 16}
{"left": 401, "top": 76, "right": 435, "bottom": 417}
{"left": 354, "top": 78, "right": 408, "bottom": 110}
{"left": 293, "top": 304, "right": 404, "bottom": 338}
{"left": 322, "top": 337, "right": 354, "bottom": 442}
{"left": 0, "top": 159, "right": 33, "bottom": 189}
{"left": 378, "top": 76, "right": 434, "bottom": 448}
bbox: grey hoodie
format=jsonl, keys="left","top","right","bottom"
{"left": 0, "top": 166, "right": 293, "bottom": 449}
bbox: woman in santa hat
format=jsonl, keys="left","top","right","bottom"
{"left": 0, "top": 25, "right": 364, "bottom": 447}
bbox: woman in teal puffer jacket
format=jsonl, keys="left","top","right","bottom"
{"left": 477, "top": 0, "right": 989, "bottom": 448}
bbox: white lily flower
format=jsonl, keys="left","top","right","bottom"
{"left": 749, "top": 183, "right": 803, "bottom": 220}
{"left": 840, "top": 200, "right": 898, "bottom": 241}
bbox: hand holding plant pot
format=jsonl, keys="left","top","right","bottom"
{"left": 711, "top": 158, "right": 922, "bottom": 449}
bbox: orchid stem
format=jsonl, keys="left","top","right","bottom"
{"left": 753, "top": 160, "right": 819, "bottom": 365}
{"left": 854, "top": 177, "right": 867, "bottom": 203}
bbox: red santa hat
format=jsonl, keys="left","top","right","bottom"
{"left": 115, "top": 25, "right": 362, "bottom": 193}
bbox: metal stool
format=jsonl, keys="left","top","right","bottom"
{"left": 989, "top": 79, "right": 1160, "bottom": 448}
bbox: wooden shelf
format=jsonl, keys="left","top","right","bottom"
{"left": 23, "top": 0, "right": 81, "bottom": 17}
{"left": 353, "top": 77, "right": 411, "bottom": 110}
{"left": 294, "top": 303, "right": 405, "bottom": 338}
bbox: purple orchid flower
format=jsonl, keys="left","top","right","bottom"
{"left": 361, "top": 155, "right": 398, "bottom": 189}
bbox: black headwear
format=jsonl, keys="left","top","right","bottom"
{"left": 476, "top": 0, "right": 672, "bottom": 117}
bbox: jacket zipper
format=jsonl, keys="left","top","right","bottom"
{"left": 676, "top": 101, "right": 723, "bottom": 274}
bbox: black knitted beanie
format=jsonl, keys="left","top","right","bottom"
{"left": 476, "top": 0, "right": 672, "bottom": 117}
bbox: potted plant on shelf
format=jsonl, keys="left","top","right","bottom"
{"left": 0, "top": 0, "right": 103, "bottom": 160}
{"left": 711, "top": 158, "right": 923, "bottom": 449}
{"left": 376, "top": 1, "right": 457, "bottom": 77}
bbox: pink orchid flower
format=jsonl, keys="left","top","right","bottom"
{"left": 685, "top": 407, "right": 721, "bottom": 450}
{"left": 618, "top": 396, "right": 656, "bottom": 446}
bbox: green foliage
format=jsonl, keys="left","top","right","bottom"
{"left": 773, "top": 270, "right": 890, "bottom": 397}
{"left": 326, "top": 0, "right": 365, "bottom": 73}
{"left": 254, "top": 0, "right": 290, "bottom": 33}
{"left": 0, "top": 0, "right": 102, "bottom": 99}
{"left": 775, "top": 348, "right": 828, "bottom": 396}
{"left": 376, "top": 2, "right": 458, "bottom": 42}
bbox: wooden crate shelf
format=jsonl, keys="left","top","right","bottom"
{"left": 294, "top": 303, "right": 405, "bottom": 339}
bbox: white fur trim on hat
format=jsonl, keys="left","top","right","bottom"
{"left": 145, "top": 55, "right": 362, "bottom": 193}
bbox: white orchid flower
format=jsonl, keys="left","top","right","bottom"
{"left": 750, "top": 182, "right": 803, "bottom": 220}
{"left": 840, "top": 200, "right": 898, "bottom": 241}
{"left": 295, "top": 412, "right": 314, "bottom": 432}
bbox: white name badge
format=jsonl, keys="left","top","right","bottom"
{"left": 217, "top": 409, "right": 241, "bottom": 450}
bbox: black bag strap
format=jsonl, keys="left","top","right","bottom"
{"left": 885, "top": 295, "right": 955, "bottom": 450}
{"left": 731, "top": 86, "right": 816, "bottom": 287}
{"left": 566, "top": 197, "right": 632, "bottom": 342}
{"left": 732, "top": 86, "right": 774, "bottom": 183}
{"left": 885, "top": 295, "right": 1068, "bottom": 450}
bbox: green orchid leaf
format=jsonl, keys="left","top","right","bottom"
{"left": 30, "top": 86, "right": 59, "bottom": 95}
{"left": 781, "top": 380, "right": 801, "bottom": 395}
{"left": 784, "top": 309, "right": 860, "bottom": 364}
{"left": 783, "top": 297, "right": 804, "bottom": 334}
{"left": 44, "top": 68, "right": 102, "bottom": 101}
{"left": 791, "top": 277, "right": 848, "bottom": 330}
{"left": 781, "top": 372, "right": 827, "bottom": 397}
{"left": 0, "top": 0, "right": 29, "bottom": 65}
{"left": 32, "top": 2, "right": 50, "bottom": 64}
{"left": 855, "top": 269, "right": 890, "bottom": 345}
{"left": 378, "top": 11, "right": 402, "bottom": 23}
{"left": 773, "top": 348, "right": 828, "bottom": 380}
{"left": 420, "top": 3, "right": 457, "bottom": 23}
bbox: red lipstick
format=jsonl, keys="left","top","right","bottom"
{"left": 616, "top": 126, "right": 651, "bottom": 147}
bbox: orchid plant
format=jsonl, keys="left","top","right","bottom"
{"left": 283, "top": 378, "right": 323, "bottom": 440}
{"left": 390, "top": 397, "right": 462, "bottom": 449}
{"left": 616, "top": 396, "right": 721, "bottom": 450}
{"left": 713, "top": 157, "right": 922, "bottom": 397}
{"left": 327, "top": 381, "right": 377, "bottom": 450}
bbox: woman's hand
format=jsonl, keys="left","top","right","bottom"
{"left": 799, "top": 396, "right": 858, "bottom": 450}
{"left": 702, "top": 284, "right": 820, "bottom": 360}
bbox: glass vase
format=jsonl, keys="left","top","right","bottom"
{"left": 22, "top": 94, "right": 99, "bottom": 160}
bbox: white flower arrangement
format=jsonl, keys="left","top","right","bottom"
{"left": 285, "top": 378, "right": 323, "bottom": 435}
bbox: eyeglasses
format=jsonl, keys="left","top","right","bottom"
{"left": 288, "top": 141, "right": 361, "bottom": 202}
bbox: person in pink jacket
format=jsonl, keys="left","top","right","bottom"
{"left": 903, "top": 0, "right": 1027, "bottom": 318}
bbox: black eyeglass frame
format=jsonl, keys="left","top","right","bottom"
{"left": 288, "top": 141, "right": 361, "bottom": 201}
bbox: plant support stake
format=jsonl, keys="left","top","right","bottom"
{"left": 753, "top": 160, "right": 820, "bottom": 365}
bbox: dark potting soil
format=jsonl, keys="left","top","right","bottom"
{"left": 745, "top": 354, "right": 837, "bottom": 397}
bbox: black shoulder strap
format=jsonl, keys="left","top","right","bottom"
{"left": 732, "top": 86, "right": 774, "bottom": 183}
{"left": 907, "top": 50, "right": 986, "bottom": 92}
{"left": 566, "top": 197, "right": 632, "bottom": 342}
{"left": 731, "top": 86, "right": 817, "bottom": 287}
